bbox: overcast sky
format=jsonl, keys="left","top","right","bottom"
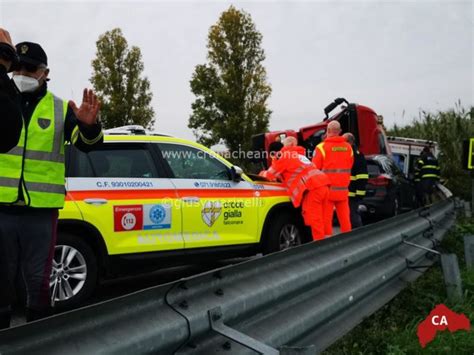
{"left": 1, "top": 0, "right": 472, "bottom": 140}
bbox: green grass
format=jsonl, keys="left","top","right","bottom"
{"left": 324, "top": 217, "right": 474, "bottom": 355}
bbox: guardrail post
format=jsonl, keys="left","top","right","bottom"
{"left": 464, "top": 201, "right": 472, "bottom": 218}
{"left": 208, "top": 307, "right": 279, "bottom": 355}
{"left": 453, "top": 197, "right": 461, "bottom": 209}
{"left": 464, "top": 235, "right": 474, "bottom": 269}
{"left": 440, "top": 254, "right": 463, "bottom": 302}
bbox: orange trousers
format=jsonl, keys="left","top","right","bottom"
{"left": 323, "top": 198, "right": 352, "bottom": 236}
{"left": 301, "top": 185, "right": 329, "bottom": 241}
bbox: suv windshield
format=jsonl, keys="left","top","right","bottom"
{"left": 158, "top": 143, "right": 230, "bottom": 180}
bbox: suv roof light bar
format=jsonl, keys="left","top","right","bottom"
{"left": 104, "top": 125, "right": 172, "bottom": 137}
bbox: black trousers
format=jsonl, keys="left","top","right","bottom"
{"left": 0, "top": 208, "right": 58, "bottom": 315}
{"left": 421, "top": 179, "right": 436, "bottom": 205}
{"left": 415, "top": 182, "right": 424, "bottom": 207}
{"left": 349, "top": 198, "right": 363, "bottom": 229}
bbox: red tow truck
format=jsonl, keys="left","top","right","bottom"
{"left": 252, "top": 98, "right": 391, "bottom": 168}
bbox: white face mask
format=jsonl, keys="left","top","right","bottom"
{"left": 12, "top": 74, "right": 42, "bottom": 93}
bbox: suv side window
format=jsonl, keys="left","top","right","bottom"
{"left": 69, "top": 143, "right": 160, "bottom": 178}
{"left": 158, "top": 143, "right": 230, "bottom": 180}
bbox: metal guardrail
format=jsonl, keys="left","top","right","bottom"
{"left": 0, "top": 199, "right": 457, "bottom": 354}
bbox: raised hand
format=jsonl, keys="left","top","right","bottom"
{"left": 69, "top": 89, "right": 101, "bottom": 126}
{"left": 0, "top": 28, "right": 16, "bottom": 72}
{"left": 0, "top": 28, "right": 13, "bottom": 46}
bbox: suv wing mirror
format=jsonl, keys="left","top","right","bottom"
{"left": 230, "top": 166, "right": 243, "bottom": 182}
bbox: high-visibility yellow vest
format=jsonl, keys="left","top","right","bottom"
{"left": 0, "top": 91, "right": 68, "bottom": 208}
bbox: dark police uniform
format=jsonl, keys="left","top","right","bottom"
{"left": 0, "top": 42, "right": 103, "bottom": 329}
{"left": 348, "top": 146, "right": 368, "bottom": 228}
{"left": 414, "top": 152, "right": 440, "bottom": 205}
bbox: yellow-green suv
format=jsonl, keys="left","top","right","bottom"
{"left": 54, "top": 127, "right": 307, "bottom": 308}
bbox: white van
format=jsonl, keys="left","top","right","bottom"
{"left": 388, "top": 136, "right": 439, "bottom": 179}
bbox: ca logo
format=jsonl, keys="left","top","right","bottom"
{"left": 431, "top": 315, "right": 448, "bottom": 326}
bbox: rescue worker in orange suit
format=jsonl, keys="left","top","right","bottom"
{"left": 312, "top": 121, "right": 353, "bottom": 235}
{"left": 260, "top": 137, "right": 330, "bottom": 240}
{"left": 343, "top": 133, "right": 368, "bottom": 228}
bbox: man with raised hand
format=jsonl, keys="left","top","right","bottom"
{"left": 0, "top": 29, "right": 104, "bottom": 329}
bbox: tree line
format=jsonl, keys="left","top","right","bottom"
{"left": 90, "top": 5, "right": 270, "bottom": 169}
{"left": 89, "top": 6, "right": 473, "bottom": 200}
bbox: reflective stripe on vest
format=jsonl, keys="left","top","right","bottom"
{"left": 420, "top": 164, "right": 440, "bottom": 180}
{"left": 287, "top": 165, "right": 326, "bottom": 207}
{"left": 349, "top": 190, "right": 367, "bottom": 198}
{"left": 25, "top": 181, "right": 66, "bottom": 194}
{"left": 418, "top": 156, "right": 440, "bottom": 182}
{"left": 0, "top": 92, "right": 67, "bottom": 207}
{"left": 322, "top": 168, "right": 352, "bottom": 174}
{"left": 330, "top": 186, "right": 348, "bottom": 191}
{"left": 286, "top": 166, "right": 305, "bottom": 187}
{"left": 287, "top": 166, "right": 313, "bottom": 203}
{"left": 291, "top": 186, "right": 301, "bottom": 203}
{"left": 6, "top": 146, "right": 65, "bottom": 163}
{"left": 0, "top": 177, "right": 20, "bottom": 188}
{"left": 304, "top": 168, "right": 326, "bottom": 180}
{"left": 316, "top": 143, "right": 326, "bottom": 158}
{"left": 350, "top": 173, "right": 369, "bottom": 181}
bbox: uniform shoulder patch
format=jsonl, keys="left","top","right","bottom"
{"left": 37, "top": 118, "right": 51, "bottom": 129}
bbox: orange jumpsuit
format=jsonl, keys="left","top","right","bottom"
{"left": 312, "top": 136, "right": 353, "bottom": 235}
{"left": 260, "top": 146, "right": 330, "bottom": 240}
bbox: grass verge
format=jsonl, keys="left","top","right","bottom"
{"left": 324, "top": 217, "right": 474, "bottom": 355}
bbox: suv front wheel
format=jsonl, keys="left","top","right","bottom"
{"left": 263, "top": 212, "right": 305, "bottom": 254}
{"left": 50, "top": 233, "right": 98, "bottom": 309}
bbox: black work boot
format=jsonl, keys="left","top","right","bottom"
{"left": 0, "top": 309, "right": 11, "bottom": 330}
{"left": 25, "top": 307, "right": 53, "bottom": 322}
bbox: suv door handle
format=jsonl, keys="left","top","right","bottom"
{"left": 84, "top": 198, "right": 108, "bottom": 205}
{"left": 182, "top": 196, "right": 200, "bottom": 203}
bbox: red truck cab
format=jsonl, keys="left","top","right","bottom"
{"left": 252, "top": 98, "right": 391, "bottom": 168}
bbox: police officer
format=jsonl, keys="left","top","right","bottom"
{"left": 415, "top": 147, "right": 440, "bottom": 205}
{"left": 0, "top": 31, "right": 104, "bottom": 329}
{"left": 312, "top": 121, "right": 354, "bottom": 236}
{"left": 343, "top": 133, "right": 368, "bottom": 228}
{"left": 260, "top": 137, "right": 330, "bottom": 240}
